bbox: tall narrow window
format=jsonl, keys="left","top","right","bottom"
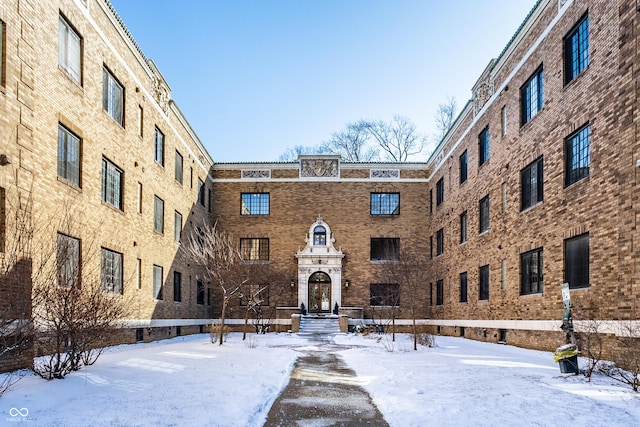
{"left": 57, "top": 124, "right": 81, "bottom": 187}
{"left": 154, "top": 128, "right": 164, "bottom": 166}
{"left": 436, "top": 178, "right": 444, "bottom": 206}
{"left": 370, "top": 193, "right": 400, "bottom": 215}
{"left": 565, "top": 233, "right": 589, "bottom": 289}
{"left": 478, "top": 126, "right": 490, "bottom": 165}
{"left": 154, "top": 196, "right": 164, "bottom": 233}
{"left": 502, "top": 182, "right": 508, "bottom": 213}
{"left": 102, "top": 67, "right": 124, "bottom": 125}
{"left": 565, "top": 14, "right": 589, "bottom": 84}
{"left": 240, "top": 238, "right": 270, "bottom": 261}
{"left": 197, "top": 280, "right": 205, "bottom": 305}
{"left": 198, "top": 179, "right": 205, "bottom": 206}
{"left": 436, "top": 280, "right": 444, "bottom": 306}
{"left": 459, "top": 272, "right": 468, "bottom": 303}
{"left": 459, "top": 150, "right": 468, "bottom": 184}
{"left": 502, "top": 259, "right": 508, "bottom": 290}
{"left": 57, "top": 233, "right": 80, "bottom": 288}
{"left": 101, "top": 247, "right": 123, "bottom": 294}
{"left": 501, "top": 106, "right": 507, "bottom": 137}
{"left": 174, "top": 271, "right": 182, "bottom": 303}
{"left": 153, "top": 265, "right": 163, "bottom": 300}
{"left": 436, "top": 228, "right": 444, "bottom": 256}
{"left": 137, "top": 182, "right": 143, "bottom": 214}
{"left": 101, "top": 158, "right": 123, "bottom": 210}
{"left": 137, "top": 105, "right": 144, "bottom": 137}
{"left": 136, "top": 258, "right": 142, "bottom": 289}
{"left": 58, "top": 15, "right": 82, "bottom": 84}
{"left": 175, "top": 151, "right": 183, "bottom": 184}
{"left": 460, "top": 211, "right": 468, "bottom": 244}
{"left": 479, "top": 195, "right": 490, "bottom": 233}
{"left": 0, "top": 20, "right": 5, "bottom": 87}
{"left": 521, "top": 248, "right": 543, "bottom": 295}
{"left": 479, "top": 265, "right": 490, "bottom": 300}
{"left": 565, "top": 124, "right": 590, "bottom": 186}
{"left": 521, "top": 66, "right": 544, "bottom": 125}
{"left": 521, "top": 157, "right": 544, "bottom": 210}
{"left": 241, "top": 193, "right": 269, "bottom": 215}
{"left": 0, "top": 187, "right": 5, "bottom": 252}
{"left": 174, "top": 211, "right": 182, "bottom": 242}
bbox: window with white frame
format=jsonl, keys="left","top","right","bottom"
{"left": 58, "top": 15, "right": 82, "bottom": 84}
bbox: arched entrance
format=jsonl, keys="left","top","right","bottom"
{"left": 308, "top": 271, "right": 331, "bottom": 313}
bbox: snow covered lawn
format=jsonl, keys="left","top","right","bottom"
{"left": 2, "top": 332, "right": 639, "bottom": 426}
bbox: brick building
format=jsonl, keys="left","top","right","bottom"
{"left": 1, "top": 0, "right": 639, "bottom": 372}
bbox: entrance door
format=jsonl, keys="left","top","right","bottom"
{"left": 308, "top": 271, "right": 331, "bottom": 313}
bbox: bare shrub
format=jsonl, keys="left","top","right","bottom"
{"left": 598, "top": 320, "right": 640, "bottom": 392}
{"left": 210, "top": 323, "right": 228, "bottom": 344}
{"left": 245, "top": 335, "right": 258, "bottom": 349}
{"left": 380, "top": 335, "right": 395, "bottom": 352}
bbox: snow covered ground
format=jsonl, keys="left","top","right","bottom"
{"left": 1, "top": 332, "right": 639, "bottom": 426}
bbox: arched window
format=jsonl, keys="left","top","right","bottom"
{"left": 313, "top": 226, "right": 326, "bottom": 246}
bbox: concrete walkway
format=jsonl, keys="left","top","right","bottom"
{"left": 263, "top": 332, "right": 389, "bottom": 427}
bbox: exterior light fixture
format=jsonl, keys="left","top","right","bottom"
{"left": 344, "top": 279, "right": 350, "bottom": 288}
{"left": 290, "top": 279, "right": 295, "bottom": 288}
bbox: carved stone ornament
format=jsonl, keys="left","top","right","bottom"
{"left": 242, "top": 169, "right": 271, "bottom": 179}
{"left": 370, "top": 169, "right": 400, "bottom": 179}
{"left": 473, "top": 78, "right": 494, "bottom": 116}
{"left": 300, "top": 158, "right": 339, "bottom": 178}
{"left": 151, "top": 75, "right": 171, "bottom": 114}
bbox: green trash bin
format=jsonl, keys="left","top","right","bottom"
{"left": 554, "top": 344, "right": 579, "bottom": 374}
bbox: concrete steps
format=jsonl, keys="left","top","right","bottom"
{"left": 299, "top": 315, "right": 340, "bottom": 335}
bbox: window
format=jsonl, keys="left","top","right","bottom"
{"left": 198, "top": 179, "right": 205, "bottom": 206}
{"left": 313, "top": 226, "right": 326, "bottom": 246}
{"left": 479, "top": 265, "right": 490, "bottom": 300}
{"left": 241, "top": 193, "right": 269, "bottom": 215}
{"left": 153, "top": 265, "right": 163, "bottom": 300}
{"left": 174, "top": 211, "right": 182, "bottom": 242}
{"left": 197, "top": 280, "right": 204, "bottom": 305}
{"left": 459, "top": 150, "right": 468, "bottom": 184}
{"left": 154, "top": 127, "right": 164, "bottom": 166}
{"left": 57, "top": 233, "right": 80, "bottom": 287}
{"left": 0, "top": 187, "right": 5, "bottom": 252}
{"left": 429, "top": 236, "right": 433, "bottom": 260}
{"left": 565, "top": 233, "right": 589, "bottom": 289}
{"left": 175, "top": 151, "right": 183, "bottom": 184}
{"left": 137, "top": 182, "right": 143, "bottom": 214}
{"left": 565, "top": 13, "right": 589, "bottom": 84}
{"left": 173, "top": 271, "right": 181, "bottom": 302}
{"left": 208, "top": 189, "right": 212, "bottom": 213}
{"left": 502, "top": 259, "right": 508, "bottom": 290}
{"left": 460, "top": 272, "right": 468, "bottom": 303}
{"left": 429, "top": 189, "right": 433, "bottom": 214}
{"left": 241, "top": 284, "right": 269, "bottom": 306}
{"left": 137, "top": 105, "right": 144, "bottom": 137}
{"left": 370, "top": 283, "right": 400, "bottom": 306}
{"left": 478, "top": 126, "right": 490, "bottom": 166}
{"left": 436, "top": 280, "right": 444, "bottom": 306}
{"left": 57, "top": 124, "right": 81, "bottom": 187}
{"left": 460, "top": 211, "right": 468, "bottom": 244}
{"left": 436, "top": 228, "right": 444, "bottom": 256}
{"left": 565, "top": 124, "right": 590, "bottom": 186}
{"left": 240, "top": 238, "right": 269, "bottom": 261}
{"left": 370, "top": 193, "right": 400, "bottom": 215}
{"left": 501, "top": 106, "right": 507, "bottom": 137}
{"left": 154, "top": 196, "right": 164, "bottom": 233}
{"left": 429, "top": 283, "right": 433, "bottom": 306}
{"left": 370, "top": 238, "right": 400, "bottom": 261}
{"left": 521, "top": 66, "right": 544, "bottom": 125}
{"left": 0, "top": 20, "right": 5, "bottom": 86}
{"left": 102, "top": 67, "right": 124, "bottom": 125}
{"left": 479, "top": 195, "right": 490, "bottom": 233}
{"left": 101, "top": 248, "right": 123, "bottom": 294}
{"left": 58, "top": 15, "right": 81, "bottom": 84}
{"left": 101, "top": 158, "right": 123, "bottom": 210}
{"left": 521, "top": 157, "right": 544, "bottom": 210}
{"left": 136, "top": 258, "right": 142, "bottom": 289}
{"left": 521, "top": 248, "right": 543, "bottom": 295}
{"left": 502, "top": 182, "right": 508, "bottom": 213}
{"left": 436, "top": 178, "right": 444, "bottom": 206}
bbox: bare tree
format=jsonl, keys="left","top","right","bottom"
{"left": 598, "top": 319, "right": 640, "bottom": 392}
{"left": 322, "top": 120, "right": 378, "bottom": 161}
{"left": 277, "top": 144, "right": 329, "bottom": 162}
{"left": 181, "top": 221, "right": 246, "bottom": 345}
{"left": 433, "top": 96, "right": 458, "bottom": 142}
{"left": 365, "top": 115, "right": 426, "bottom": 162}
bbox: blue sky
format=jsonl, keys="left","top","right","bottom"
{"left": 109, "top": 0, "right": 536, "bottom": 162}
